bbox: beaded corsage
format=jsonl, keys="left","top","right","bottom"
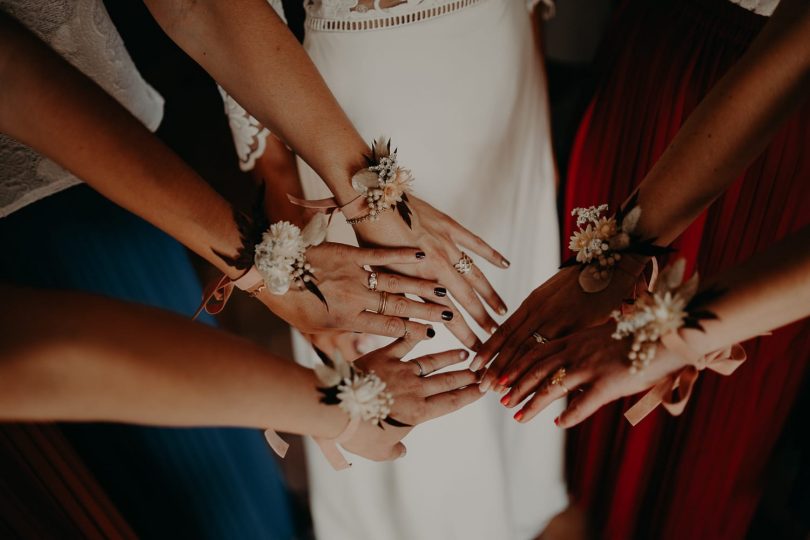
{"left": 348, "top": 137, "right": 414, "bottom": 227}
{"left": 562, "top": 193, "right": 672, "bottom": 292}
{"left": 611, "top": 259, "right": 718, "bottom": 373}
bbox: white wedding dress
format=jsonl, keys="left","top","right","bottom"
{"left": 221, "top": 1, "right": 566, "bottom": 538}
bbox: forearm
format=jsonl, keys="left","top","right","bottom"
{"left": 630, "top": 0, "right": 810, "bottom": 244}
{"left": 144, "top": 0, "right": 367, "bottom": 205}
{"left": 0, "top": 285, "right": 346, "bottom": 438}
{"left": 0, "top": 13, "right": 242, "bottom": 277}
{"left": 681, "top": 225, "right": 810, "bottom": 356}
{"left": 254, "top": 136, "right": 308, "bottom": 227}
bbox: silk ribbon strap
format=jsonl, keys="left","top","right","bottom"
{"left": 287, "top": 193, "right": 368, "bottom": 221}
{"left": 263, "top": 429, "right": 290, "bottom": 458}
{"left": 312, "top": 415, "right": 361, "bottom": 471}
{"left": 192, "top": 267, "right": 265, "bottom": 320}
{"left": 624, "top": 332, "right": 746, "bottom": 426}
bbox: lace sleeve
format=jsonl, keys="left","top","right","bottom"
{"left": 216, "top": 0, "right": 286, "bottom": 172}
{"left": 527, "top": 0, "right": 555, "bottom": 19}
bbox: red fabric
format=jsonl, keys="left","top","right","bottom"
{"left": 0, "top": 425, "right": 136, "bottom": 539}
{"left": 564, "top": 1, "right": 810, "bottom": 538}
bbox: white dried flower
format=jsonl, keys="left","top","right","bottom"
{"left": 337, "top": 371, "right": 394, "bottom": 425}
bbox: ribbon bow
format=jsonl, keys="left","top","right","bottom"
{"left": 192, "top": 267, "right": 264, "bottom": 319}
{"left": 623, "top": 332, "right": 747, "bottom": 426}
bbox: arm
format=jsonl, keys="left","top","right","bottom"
{"left": 144, "top": 0, "right": 511, "bottom": 343}
{"left": 0, "top": 13, "right": 447, "bottom": 341}
{"left": 0, "top": 285, "right": 481, "bottom": 460}
{"left": 500, "top": 224, "right": 810, "bottom": 425}
{"left": 476, "top": 0, "right": 810, "bottom": 377}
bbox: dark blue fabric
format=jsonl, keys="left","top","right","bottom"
{"left": 0, "top": 186, "right": 294, "bottom": 540}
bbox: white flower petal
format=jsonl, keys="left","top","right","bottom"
{"left": 301, "top": 213, "right": 328, "bottom": 246}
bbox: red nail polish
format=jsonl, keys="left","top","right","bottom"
{"left": 514, "top": 411, "right": 524, "bottom": 422}
{"left": 500, "top": 394, "right": 511, "bottom": 406}
{"left": 554, "top": 416, "right": 560, "bottom": 426}
{"left": 498, "top": 375, "right": 509, "bottom": 386}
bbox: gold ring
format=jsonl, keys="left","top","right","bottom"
{"left": 368, "top": 271, "right": 378, "bottom": 291}
{"left": 414, "top": 360, "right": 426, "bottom": 377}
{"left": 550, "top": 367, "right": 569, "bottom": 394}
{"left": 377, "top": 291, "right": 388, "bottom": 315}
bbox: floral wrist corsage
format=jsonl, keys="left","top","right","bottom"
{"left": 611, "top": 259, "right": 719, "bottom": 373}
{"left": 562, "top": 192, "right": 672, "bottom": 292}
{"left": 348, "top": 137, "right": 414, "bottom": 227}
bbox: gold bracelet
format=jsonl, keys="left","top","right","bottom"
{"left": 345, "top": 206, "right": 393, "bottom": 225}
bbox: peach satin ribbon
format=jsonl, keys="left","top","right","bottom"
{"left": 624, "top": 332, "right": 747, "bottom": 426}
{"left": 313, "top": 416, "right": 361, "bottom": 471}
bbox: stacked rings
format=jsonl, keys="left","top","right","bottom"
{"left": 368, "top": 271, "right": 378, "bottom": 291}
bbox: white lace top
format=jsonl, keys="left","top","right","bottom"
{"left": 728, "top": 0, "right": 779, "bottom": 16}
{"left": 0, "top": 0, "right": 164, "bottom": 218}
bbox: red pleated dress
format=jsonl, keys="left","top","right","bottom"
{"left": 563, "top": 1, "right": 810, "bottom": 538}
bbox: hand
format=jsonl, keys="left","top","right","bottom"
{"left": 340, "top": 333, "right": 484, "bottom": 461}
{"left": 353, "top": 195, "right": 510, "bottom": 349}
{"left": 474, "top": 255, "right": 648, "bottom": 390}
{"left": 259, "top": 242, "right": 455, "bottom": 339}
{"left": 497, "top": 323, "right": 687, "bottom": 427}
{"left": 306, "top": 330, "right": 367, "bottom": 362}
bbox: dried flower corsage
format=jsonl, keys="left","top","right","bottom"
{"left": 252, "top": 213, "right": 328, "bottom": 306}
{"left": 349, "top": 137, "right": 414, "bottom": 227}
{"left": 562, "top": 192, "right": 673, "bottom": 292}
{"left": 313, "top": 348, "right": 407, "bottom": 428}
{"left": 611, "top": 259, "right": 719, "bottom": 373}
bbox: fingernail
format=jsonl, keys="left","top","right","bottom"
{"left": 415, "top": 251, "right": 426, "bottom": 259}
{"left": 441, "top": 310, "right": 454, "bottom": 321}
{"left": 479, "top": 377, "right": 491, "bottom": 393}
{"left": 434, "top": 287, "right": 447, "bottom": 297}
{"left": 469, "top": 358, "right": 482, "bottom": 372}
{"left": 400, "top": 447, "right": 407, "bottom": 458}
{"left": 497, "top": 375, "right": 509, "bottom": 386}
{"left": 501, "top": 258, "right": 511, "bottom": 269}
{"left": 554, "top": 416, "right": 560, "bottom": 426}
{"left": 426, "top": 327, "right": 435, "bottom": 338}
{"left": 459, "top": 350, "right": 469, "bottom": 360}
{"left": 498, "top": 306, "right": 507, "bottom": 316}
{"left": 500, "top": 393, "right": 511, "bottom": 406}
{"left": 514, "top": 410, "right": 524, "bottom": 422}
{"left": 489, "top": 326, "right": 498, "bottom": 335}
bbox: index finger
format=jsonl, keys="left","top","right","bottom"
{"left": 449, "top": 219, "right": 510, "bottom": 269}
{"left": 423, "top": 385, "right": 484, "bottom": 421}
{"left": 351, "top": 246, "right": 427, "bottom": 266}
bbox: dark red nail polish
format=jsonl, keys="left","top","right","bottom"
{"left": 441, "top": 310, "right": 453, "bottom": 321}
{"left": 434, "top": 287, "right": 447, "bottom": 297}
{"left": 514, "top": 411, "right": 524, "bottom": 422}
{"left": 426, "top": 327, "right": 436, "bottom": 338}
{"left": 500, "top": 394, "right": 511, "bottom": 406}
{"left": 554, "top": 416, "right": 560, "bottom": 426}
{"left": 415, "top": 251, "right": 426, "bottom": 259}
{"left": 498, "top": 375, "right": 509, "bottom": 386}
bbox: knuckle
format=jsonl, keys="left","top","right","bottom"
{"left": 392, "top": 297, "right": 409, "bottom": 316}
{"left": 386, "top": 275, "right": 401, "bottom": 291}
{"left": 384, "top": 317, "right": 404, "bottom": 335}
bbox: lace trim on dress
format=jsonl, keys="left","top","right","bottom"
{"left": 305, "top": 0, "right": 485, "bottom": 32}
{"left": 218, "top": 87, "right": 272, "bottom": 172}
{"left": 727, "top": 0, "right": 779, "bottom": 16}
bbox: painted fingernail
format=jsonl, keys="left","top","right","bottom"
{"left": 497, "top": 375, "right": 509, "bottom": 386}
{"left": 498, "top": 306, "right": 507, "bottom": 316}
{"left": 501, "top": 258, "right": 511, "bottom": 269}
{"left": 500, "top": 393, "right": 511, "bottom": 406}
{"left": 514, "top": 410, "right": 524, "bottom": 422}
{"left": 441, "top": 310, "right": 454, "bottom": 321}
{"left": 415, "top": 251, "right": 426, "bottom": 259}
{"left": 426, "top": 327, "right": 436, "bottom": 338}
{"left": 489, "top": 326, "right": 498, "bottom": 335}
{"left": 434, "top": 287, "right": 447, "bottom": 297}
{"left": 459, "top": 350, "right": 469, "bottom": 360}
{"left": 469, "top": 358, "right": 482, "bottom": 372}
{"left": 554, "top": 416, "right": 560, "bottom": 426}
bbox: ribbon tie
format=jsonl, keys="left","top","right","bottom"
{"left": 624, "top": 331, "right": 747, "bottom": 426}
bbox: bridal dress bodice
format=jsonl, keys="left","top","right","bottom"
{"left": 727, "top": 0, "right": 779, "bottom": 16}
{"left": 0, "top": 0, "right": 164, "bottom": 218}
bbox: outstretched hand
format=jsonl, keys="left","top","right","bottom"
{"left": 496, "top": 323, "right": 687, "bottom": 427}
{"left": 340, "top": 333, "right": 484, "bottom": 461}
{"left": 474, "top": 257, "right": 647, "bottom": 391}
{"left": 353, "top": 195, "right": 510, "bottom": 350}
